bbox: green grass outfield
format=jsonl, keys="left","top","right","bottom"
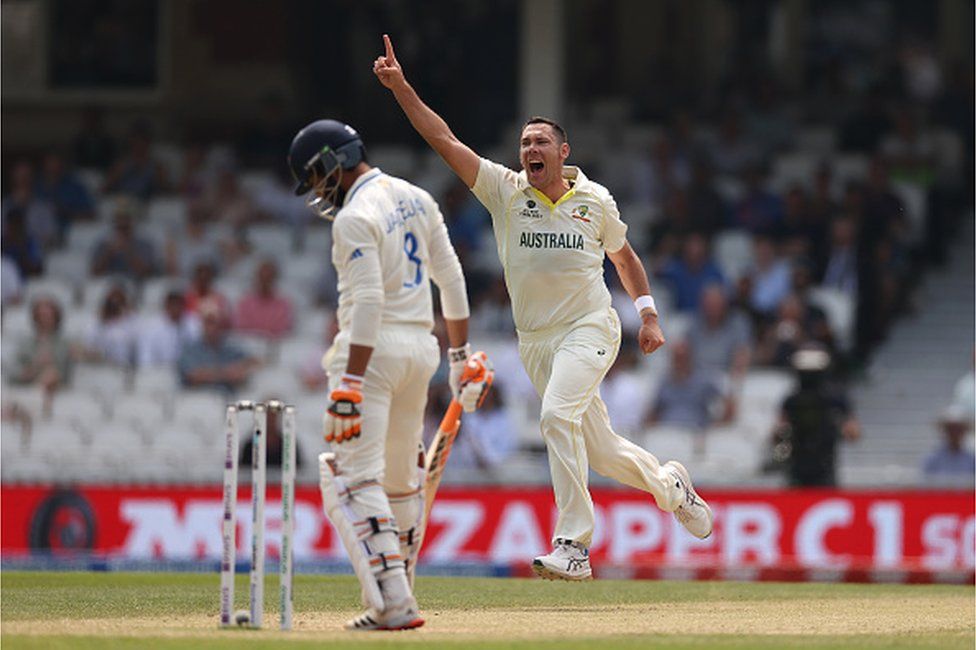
{"left": 1, "top": 572, "right": 973, "bottom": 649}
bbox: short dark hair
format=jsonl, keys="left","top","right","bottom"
{"left": 523, "top": 116, "right": 567, "bottom": 143}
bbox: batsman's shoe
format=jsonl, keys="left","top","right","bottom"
{"left": 344, "top": 599, "right": 425, "bottom": 631}
{"left": 532, "top": 538, "right": 592, "bottom": 581}
{"left": 665, "top": 460, "right": 713, "bottom": 539}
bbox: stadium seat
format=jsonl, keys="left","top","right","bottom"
{"left": 2, "top": 305, "right": 33, "bottom": 340}
{"left": 67, "top": 221, "right": 106, "bottom": 253}
{"left": 368, "top": 146, "right": 417, "bottom": 179}
{"left": 701, "top": 427, "right": 763, "bottom": 475}
{"left": 642, "top": 426, "right": 697, "bottom": 465}
{"left": 890, "top": 180, "right": 926, "bottom": 244}
{"left": 248, "top": 366, "right": 304, "bottom": 403}
{"left": 712, "top": 175, "right": 746, "bottom": 203}
{"left": 111, "top": 394, "right": 166, "bottom": 438}
{"left": 82, "top": 275, "right": 137, "bottom": 311}
{"left": 772, "top": 153, "right": 818, "bottom": 189}
{"left": 24, "top": 278, "right": 76, "bottom": 312}
{"left": 239, "top": 171, "right": 276, "bottom": 195}
{"left": 76, "top": 168, "right": 105, "bottom": 196}
{"left": 739, "top": 370, "right": 795, "bottom": 432}
{"left": 1, "top": 383, "right": 50, "bottom": 424}
{"left": 794, "top": 126, "right": 837, "bottom": 154}
{"left": 44, "top": 250, "right": 90, "bottom": 286}
{"left": 714, "top": 230, "right": 755, "bottom": 281}
{"left": 831, "top": 153, "right": 869, "bottom": 184}
{"left": 145, "top": 197, "right": 187, "bottom": 229}
{"left": 807, "top": 286, "right": 855, "bottom": 351}
{"left": 248, "top": 223, "right": 296, "bottom": 258}
{"left": 71, "top": 365, "right": 130, "bottom": 404}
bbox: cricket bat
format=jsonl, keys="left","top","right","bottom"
{"left": 421, "top": 351, "right": 492, "bottom": 533}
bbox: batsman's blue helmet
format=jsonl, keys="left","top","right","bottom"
{"left": 287, "top": 119, "right": 366, "bottom": 196}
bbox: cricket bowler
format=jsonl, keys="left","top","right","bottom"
{"left": 288, "top": 119, "right": 491, "bottom": 628}
{"left": 374, "top": 34, "right": 712, "bottom": 581}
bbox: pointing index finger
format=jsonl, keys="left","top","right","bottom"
{"left": 383, "top": 33, "right": 396, "bottom": 61}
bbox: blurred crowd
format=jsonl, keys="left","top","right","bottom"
{"left": 1, "top": 21, "right": 972, "bottom": 484}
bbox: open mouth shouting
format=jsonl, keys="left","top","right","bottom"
{"left": 527, "top": 159, "right": 545, "bottom": 180}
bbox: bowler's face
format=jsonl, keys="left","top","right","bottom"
{"left": 519, "top": 124, "right": 569, "bottom": 189}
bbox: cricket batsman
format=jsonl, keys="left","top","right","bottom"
{"left": 374, "top": 34, "right": 712, "bottom": 581}
{"left": 288, "top": 119, "right": 491, "bottom": 628}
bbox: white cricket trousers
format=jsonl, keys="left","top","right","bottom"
{"left": 518, "top": 308, "right": 679, "bottom": 548}
{"left": 324, "top": 326, "right": 440, "bottom": 497}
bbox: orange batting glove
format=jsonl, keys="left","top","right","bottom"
{"left": 324, "top": 374, "right": 363, "bottom": 444}
{"left": 458, "top": 351, "right": 494, "bottom": 413}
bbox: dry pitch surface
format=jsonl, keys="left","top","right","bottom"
{"left": 1, "top": 572, "right": 973, "bottom": 649}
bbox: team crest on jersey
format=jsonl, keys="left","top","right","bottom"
{"left": 571, "top": 205, "right": 591, "bottom": 222}
{"left": 519, "top": 199, "right": 543, "bottom": 219}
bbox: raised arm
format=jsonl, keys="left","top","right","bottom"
{"left": 374, "top": 34, "right": 481, "bottom": 188}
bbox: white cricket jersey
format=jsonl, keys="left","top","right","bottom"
{"left": 471, "top": 159, "right": 628, "bottom": 333}
{"left": 331, "top": 168, "right": 464, "bottom": 344}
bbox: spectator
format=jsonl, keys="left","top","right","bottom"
{"left": 822, "top": 216, "right": 859, "bottom": 296}
{"left": 802, "top": 167, "right": 837, "bottom": 272}
{"left": 839, "top": 87, "right": 893, "bottom": 154}
{"left": 165, "top": 203, "right": 230, "bottom": 278}
{"left": 253, "top": 164, "right": 315, "bottom": 236}
{"left": 443, "top": 384, "right": 517, "bottom": 475}
{"left": 658, "top": 232, "right": 725, "bottom": 313}
{"left": 747, "top": 234, "right": 792, "bottom": 316}
{"left": 102, "top": 121, "right": 169, "bottom": 200}
{"left": 881, "top": 108, "right": 937, "bottom": 187}
{"left": 771, "top": 346, "right": 859, "bottom": 487}
{"left": 178, "top": 141, "right": 211, "bottom": 201}
{"left": 470, "top": 276, "right": 515, "bottom": 336}
{"left": 1, "top": 208, "right": 44, "bottom": 277}
{"left": 136, "top": 289, "right": 201, "bottom": 368}
{"left": 234, "top": 259, "right": 294, "bottom": 339}
{"left": 922, "top": 405, "right": 975, "bottom": 481}
{"left": 204, "top": 162, "right": 259, "bottom": 230}
{"left": 1, "top": 256, "right": 24, "bottom": 306}
{"left": 183, "top": 261, "right": 230, "bottom": 316}
{"left": 85, "top": 284, "right": 139, "bottom": 366}
{"left": 731, "top": 166, "right": 784, "bottom": 234}
{"left": 90, "top": 204, "right": 159, "bottom": 279}
{"left": 72, "top": 106, "right": 117, "bottom": 170}
{"left": 178, "top": 300, "right": 259, "bottom": 393}
{"left": 744, "top": 78, "right": 795, "bottom": 155}
{"left": 708, "top": 112, "right": 762, "bottom": 176}
{"left": 687, "top": 284, "right": 752, "bottom": 381}
{"left": 632, "top": 135, "right": 691, "bottom": 208}
{"left": 685, "top": 159, "right": 728, "bottom": 238}
{"left": 648, "top": 189, "right": 690, "bottom": 261}
{"left": 4, "top": 295, "right": 74, "bottom": 394}
{"left": 756, "top": 293, "right": 834, "bottom": 368}
{"left": 34, "top": 152, "right": 95, "bottom": 226}
{"left": 442, "top": 177, "right": 488, "bottom": 265}
{"left": 2, "top": 161, "right": 60, "bottom": 251}
{"left": 647, "top": 340, "right": 726, "bottom": 430}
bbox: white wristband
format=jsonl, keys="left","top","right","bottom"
{"left": 634, "top": 295, "right": 657, "bottom": 317}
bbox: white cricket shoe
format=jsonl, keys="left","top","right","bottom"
{"left": 665, "top": 460, "right": 713, "bottom": 539}
{"left": 532, "top": 538, "right": 592, "bottom": 581}
{"left": 344, "top": 598, "right": 424, "bottom": 631}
